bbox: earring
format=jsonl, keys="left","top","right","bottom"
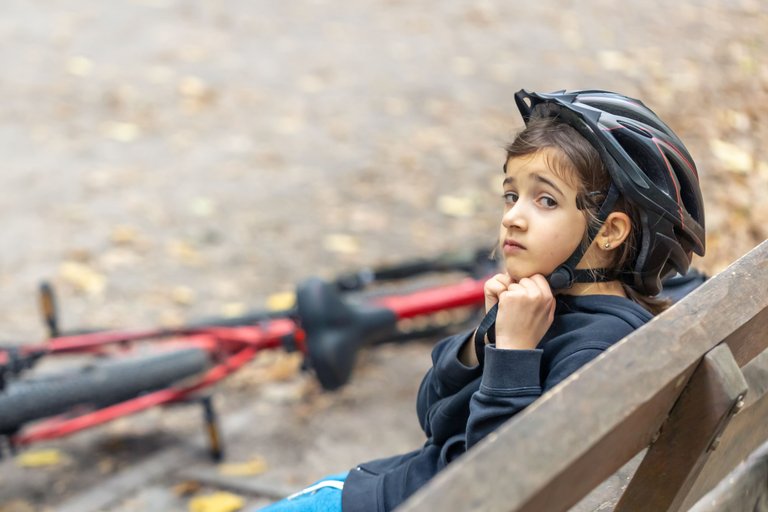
{"left": 604, "top": 242, "right": 611, "bottom": 249}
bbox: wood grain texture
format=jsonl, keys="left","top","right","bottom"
{"left": 614, "top": 344, "right": 747, "bottom": 512}
{"left": 396, "top": 240, "right": 768, "bottom": 512}
{"left": 680, "top": 348, "right": 768, "bottom": 510}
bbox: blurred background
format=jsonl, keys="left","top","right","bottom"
{"left": 0, "top": 0, "right": 766, "bottom": 510}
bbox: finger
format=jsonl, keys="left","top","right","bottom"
{"left": 492, "top": 273, "right": 513, "bottom": 289}
{"left": 516, "top": 277, "right": 542, "bottom": 299}
{"left": 485, "top": 278, "right": 509, "bottom": 297}
{"left": 500, "top": 283, "right": 527, "bottom": 300}
{"left": 529, "top": 274, "right": 554, "bottom": 299}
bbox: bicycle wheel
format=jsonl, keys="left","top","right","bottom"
{"left": 0, "top": 348, "right": 209, "bottom": 433}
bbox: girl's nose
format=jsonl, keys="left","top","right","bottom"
{"left": 502, "top": 202, "right": 528, "bottom": 231}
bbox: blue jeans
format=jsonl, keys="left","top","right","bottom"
{"left": 256, "top": 472, "right": 348, "bottom": 512}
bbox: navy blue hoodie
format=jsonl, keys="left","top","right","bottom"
{"left": 341, "top": 294, "right": 652, "bottom": 511}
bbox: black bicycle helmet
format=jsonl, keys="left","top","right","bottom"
{"left": 513, "top": 89, "right": 705, "bottom": 295}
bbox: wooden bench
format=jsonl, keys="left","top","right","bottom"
{"left": 398, "top": 238, "right": 768, "bottom": 512}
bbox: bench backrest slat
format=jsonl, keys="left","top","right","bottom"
{"left": 681, "top": 346, "right": 768, "bottom": 510}
{"left": 396, "top": 239, "right": 768, "bottom": 512}
{"left": 614, "top": 343, "right": 747, "bottom": 512}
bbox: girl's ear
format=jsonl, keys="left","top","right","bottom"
{"left": 599, "top": 211, "right": 632, "bottom": 251}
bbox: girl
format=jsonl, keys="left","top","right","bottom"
{"left": 258, "top": 89, "right": 706, "bottom": 512}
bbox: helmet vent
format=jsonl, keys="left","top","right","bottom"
{"left": 618, "top": 120, "right": 653, "bottom": 139}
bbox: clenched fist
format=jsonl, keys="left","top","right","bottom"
{"left": 487, "top": 273, "right": 555, "bottom": 351}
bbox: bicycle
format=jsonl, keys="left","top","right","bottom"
{"left": 0, "top": 246, "right": 706, "bottom": 461}
{"left": 0, "top": 247, "right": 497, "bottom": 460}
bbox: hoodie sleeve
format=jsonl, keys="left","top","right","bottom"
{"left": 465, "top": 345, "right": 543, "bottom": 450}
{"left": 465, "top": 342, "right": 613, "bottom": 450}
{"left": 416, "top": 330, "right": 482, "bottom": 435}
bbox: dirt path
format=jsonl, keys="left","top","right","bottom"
{"left": 0, "top": 1, "right": 766, "bottom": 510}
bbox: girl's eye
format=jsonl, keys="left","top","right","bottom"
{"left": 539, "top": 196, "right": 558, "bottom": 208}
{"left": 502, "top": 192, "right": 518, "bottom": 205}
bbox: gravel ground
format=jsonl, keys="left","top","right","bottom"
{"left": 0, "top": 1, "right": 766, "bottom": 510}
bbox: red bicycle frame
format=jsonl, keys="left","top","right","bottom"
{"left": 4, "top": 277, "right": 486, "bottom": 452}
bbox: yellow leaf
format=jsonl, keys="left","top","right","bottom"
{"left": 598, "top": 50, "right": 631, "bottom": 71}
{"left": 437, "top": 195, "right": 475, "bottom": 218}
{"left": 188, "top": 492, "right": 244, "bottom": 512}
{"left": 190, "top": 197, "right": 216, "bottom": 218}
{"left": 171, "top": 286, "right": 196, "bottom": 306}
{"left": 173, "top": 480, "right": 202, "bottom": 497}
{"left": 178, "top": 76, "right": 210, "bottom": 99}
{"left": 710, "top": 139, "right": 753, "bottom": 173}
{"left": 166, "top": 239, "right": 203, "bottom": 266}
{"left": 266, "top": 292, "right": 296, "bottom": 311}
{"left": 66, "top": 56, "right": 93, "bottom": 77}
{"left": 323, "top": 234, "right": 359, "bottom": 255}
{"left": 217, "top": 456, "right": 268, "bottom": 477}
{"left": 221, "top": 302, "right": 247, "bottom": 317}
{"left": 16, "top": 449, "right": 65, "bottom": 468}
{"left": 104, "top": 122, "right": 141, "bottom": 142}
{"left": 59, "top": 261, "right": 106, "bottom": 295}
{"left": 110, "top": 224, "right": 142, "bottom": 246}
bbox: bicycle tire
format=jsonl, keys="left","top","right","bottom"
{"left": 0, "top": 348, "right": 209, "bottom": 432}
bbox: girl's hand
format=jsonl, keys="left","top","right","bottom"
{"left": 495, "top": 274, "right": 555, "bottom": 351}
{"left": 483, "top": 273, "right": 513, "bottom": 313}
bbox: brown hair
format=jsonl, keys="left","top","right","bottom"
{"left": 505, "top": 115, "right": 670, "bottom": 315}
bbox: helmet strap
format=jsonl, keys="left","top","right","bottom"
{"left": 547, "top": 183, "right": 620, "bottom": 290}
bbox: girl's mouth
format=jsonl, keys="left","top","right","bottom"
{"left": 503, "top": 239, "right": 527, "bottom": 253}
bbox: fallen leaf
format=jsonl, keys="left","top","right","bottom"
{"left": 59, "top": 261, "right": 106, "bottom": 295}
{"left": 190, "top": 197, "right": 216, "bottom": 218}
{"left": 598, "top": 50, "right": 631, "bottom": 72}
{"left": 266, "top": 291, "right": 296, "bottom": 311}
{"left": 217, "top": 456, "right": 268, "bottom": 477}
{"left": 710, "top": 139, "right": 753, "bottom": 173}
{"left": 178, "top": 76, "right": 210, "bottom": 99}
{"left": 16, "top": 449, "right": 66, "bottom": 468}
{"left": 264, "top": 352, "right": 303, "bottom": 381}
{"left": 437, "top": 195, "right": 475, "bottom": 218}
{"left": 104, "top": 122, "right": 141, "bottom": 142}
{"left": 188, "top": 492, "right": 244, "bottom": 512}
{"left": 171, "top": 286, "right": 196, "bottom": 306}
{"left": 173, "top": 480, "right": 202, "bottom": 497}
{"left": 323, "top": 234, "right": 360, "bottom": 255}
{"left": 166, "top": 240, "right": 203, "bottom": 266}
{"left": 110, "top": 224, "right": 142, "bottom": 246}
{"left": 66, "top": 56, "right": 93, "bottom": 77}
{"left": 220, "top": 302, "right": 247, "bottom": 317}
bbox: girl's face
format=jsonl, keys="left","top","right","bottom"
{"left": 499, "top": 148, "right": 587, "bottom": 282}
